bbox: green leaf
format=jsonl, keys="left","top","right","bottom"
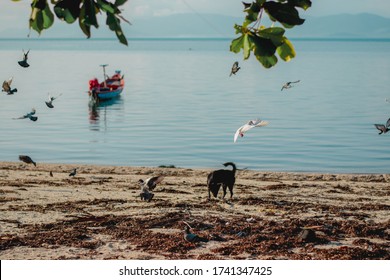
{"left": 97, "top": 0, "right": 120, "bottom": 14}
{"left": 115, "top": 0, "right": 128, "bottom": 6}
{"left": 263, "top": 2, "right": 305, "bottom": 27}
{"left": 42, "top": 4, "right": 54, "bottom": 29}
{"left": 29, "top": 0, "right": 53, "bottom": 33}
{"left": 288, "top": 0, "right": 312, "bottom": 10}
{"left": 257, "top": 27, "right": 285, "bottom": 46}
{"left": 243, "top": 33, "right": 254, "bottom": 59}
{"left": 230, "top": 34, "right": 246, "bottom": 54}
{"left": 54, "top": 0, "right": 81, "bottom": 24}
{"left": 81, "top": 0, "right": 99, "bottom": 28}
{"left": 30, "top": 8, "right": 44, "bottom": 34}
{"left": 243, "top": 2, "right": 261, "bottom": 27}
{"left": 255, "top": 54, "right": 278, "bottom": 68}
{"left": 79, "top": 2, "right": 91, "bottom": 37}
{"left": 277, "top": 37, "right": 296, "bottom": 61}
{"left": 252, "top": 35, "right": 276, "bottom": 57}
{"left": 106, "top": 12, "right": 128, "bottom": 46}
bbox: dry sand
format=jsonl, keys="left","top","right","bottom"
{"left": 0, "top": 162, "right": 389, "bottom": 260}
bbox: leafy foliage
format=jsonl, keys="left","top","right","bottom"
{"left": 22, "top": 0, "right": 130, "bottom": 45}
{"left": 231, "top": 0, "right": 311, "bottom": 68}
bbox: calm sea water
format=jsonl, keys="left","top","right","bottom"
{"left": 0, "top": 38, "right": 389, "bottom": 173}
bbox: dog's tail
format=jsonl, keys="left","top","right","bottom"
{"left": 223, "top": 162, "right": 237, "bottom": 174}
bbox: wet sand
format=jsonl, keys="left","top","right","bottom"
{"left": 0, "top": 162, "right": 389, "bottom": 260}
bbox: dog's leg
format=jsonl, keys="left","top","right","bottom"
{"left": 228, "top": 184, "right": 234, "bottom": 199}
{"left": 222, "top": 184, "right": 227, "bottom": 199}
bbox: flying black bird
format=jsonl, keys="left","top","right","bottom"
{"left": 19, "top": 155, "right": 36, "bottom": 166}
{"left": 230, "top": 61, "right": 240, "bottom": 77}
{"left": 138, "top": 176, "right": 164, "bottom": 191}
{"left": 18, "top": 50, "right": 30, "bottom": 68}
{"left": 2, "top": 77, "right": 17, "bottom": 95}
{"left": 69, "top": 168, "right": 77, "bottom": 177}
{"left": 183, "top": 226, "right": 208, "bottom": 243}
{"left": 281, "top": 80, "right": 300, "bottom": 91}
{"left": 374, "top": 118, "right": 390, "bottom": 135}
{"left": 45, "top": 93, "right": 62, "bottom": 108}
{"left": 13, "top": 108, "right": 38, "bottom": 121}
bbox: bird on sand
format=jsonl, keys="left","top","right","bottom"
{"left": 19, "top": 155, "right": 36, "bottom": 166}
{"left": 45, "top": 93, "right": 62, "bottom": 108}
{"left": 374, "top": 118, "right": 390, "bottom": 135}
{"left": 2, "top": 77, "right": 17, "bottom": 95}
{"left": 183, "top": 226, "right": 209, "bottom": 243}
{"left": 18, "top": 50, "right": 30, "bottom": 68}
{"left": 230, "top": 61, "right": 240, "bottom": 77}
{"left": 234, "top": 119, "right": 269, "bottom": 143}
{"left": 69, "top": 168, "right": 77, "bottom": 177}
{"left": 138, "top": 176, "right": 164, "bottom": 191}
{"left": 13, "top": 108, "right": 38, "bottom": 121}
{"left": 281, "top": 80, "right": 300, "bottom": 91}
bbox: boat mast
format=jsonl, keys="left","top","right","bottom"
{"left": 100, "top": 64, "right": 108, "bottom": 87}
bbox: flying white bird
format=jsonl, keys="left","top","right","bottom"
{"left": 234, "top": 119, "right": 269, "bottom": 143}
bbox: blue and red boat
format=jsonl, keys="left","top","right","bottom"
{"left": 88, "top": 64, "right": 124, "bottom": 101}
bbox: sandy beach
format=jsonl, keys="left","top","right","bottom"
{"left": 0, "top": 161, "right": 389, "bottom": 260}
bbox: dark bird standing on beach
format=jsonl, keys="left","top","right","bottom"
{"left": 138, "top": 176, "right": 164, "bottom": 191}
{"left": 183, "top": 226, "right": 208, "bottom": 243}
{"left": 69, "top": 168, "right": 77, "bottom": 177}
{"left": 19, "top": 155, "right": 36, "bottom": 166}
{"left": 2, "top": 77, "right": 17, "bottom": 95}
{"left": 281, "top": 80, "right": 300, "bottom": 91}
{"left": 13, "top": 108, "right": 38, "bottom": 121}
{"left": 45, "top": 93, "right": 62, "bottom": 108}
{"left": 374, "top": 118, "right": 390, "bottom": 135}
{"left": 18, "top": 50, "right": 30, "bottom": 68}
{"left": 230, "top": 61, "right": 240, "bottom": 77}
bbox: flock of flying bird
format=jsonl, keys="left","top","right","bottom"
{"left": 3, "top": 50, "right": 74, "bottom": 175}
{"left": 230, "top": 61, "right": 390, "bottom": 139}
{"left": 230, "top": 61, "right": 301, "bottom": 143}
{"left": 2, "top": 50, "right": 62, "bottom": 122}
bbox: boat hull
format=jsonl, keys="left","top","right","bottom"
{"left": 96, "top": 87, "right": 123, "bottom": 100}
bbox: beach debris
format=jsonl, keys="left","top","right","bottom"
{"left": 183, "top": 225, "right": 209, "bottom": 243}
{"left": 234, "top": 119, "right": 268, "bottom": 143}
{"left": 230, "top": 61, "right": 240, "bottom": 77}
{"left": 374, "top": 118, "right": 390, "bottom": 135}
{"left": 281, "top": 80, "right": 300, "bottom": 91}
{"left": 69, "top": 168, "right": 77, "bottom": 177}
{"left": 297, "top": 228, "right": 317, "bottom": 243}
{"left": 45, "top": 93, "right": 62, "bottom": 108}
{"left": 2, "top": 77, "right": 17, "bottom": 95}
{"left": 19, "top": 155, "right": 36, "bottom": 166}
{"left": 18, "top": 50, "right": 30, "bottom": 68}
{"left": 13, "top": 108, "right": 38, "bottom": 121}
{"left": 138, "top": 176, "right": 164, "bottom": 191}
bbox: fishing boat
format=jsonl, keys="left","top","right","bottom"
{"left": 88, "top": 64, "right": 124, "bottom": 101}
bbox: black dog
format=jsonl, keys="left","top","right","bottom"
{"left": 207, "top": 162, "right": 236, "bottom": 199}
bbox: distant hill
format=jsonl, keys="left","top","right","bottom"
{"left": 289, "top": 13, "right": 390, "bottom": 38}
{"left": 1, "top": 13, "right": 390, "bottom": 39}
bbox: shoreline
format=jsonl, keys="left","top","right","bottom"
{"left": 1, "top": 161, "right": 389, "bottom": 260}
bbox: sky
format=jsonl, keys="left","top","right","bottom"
{"left": 1, "top": 0, "right": 390, "bottom": 35}
{"left": 3, "top": 0, "right": 390, "bottom": 19}
{"left": 125, "top": 0, "right": 390, "bottom": 18}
